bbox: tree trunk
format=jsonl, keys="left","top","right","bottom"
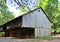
{"left": 53, "top": 23, "right": 56, "bottom": 36}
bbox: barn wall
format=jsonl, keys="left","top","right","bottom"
{"left": 22, "top": 8, "right": 51, "bottom": 28}
{"left": 35, "top": 9, "right": 51, "bottom": 28}
{"left": 22, "top": 12, "right": 35, "bottom": 27}
{"left": 35, "top": 28, "right": 51, "bottom": 38}
{"left": 35, "top": 28, "right": 40, "bottom": 38}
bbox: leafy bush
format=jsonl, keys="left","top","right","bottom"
{"left": 56, "top": 28, "right": 60, "bottom": 33}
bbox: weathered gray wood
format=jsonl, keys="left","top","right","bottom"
{"left": 35, "top": 28, "right": 51, "bottom": 38}
{"left": 22, "top": 8, "right": 51, "bottom": 28}
{"left": 22, "top": 13, "right": 35, "bottom": 27}
{"left": 35, "top": 28, "right": 40, "bottom": 38}
{"left": 35, "top": 9, "right": 51, "bottom": 28}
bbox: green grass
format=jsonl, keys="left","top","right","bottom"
{"left": 36, "top": 36, "right": 55, "bottom": 40}
{"left": 0, "top": 32, "right": 5, "bottom": 36}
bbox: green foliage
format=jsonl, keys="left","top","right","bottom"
{"left": 19, "top": 6, "right": 29, "bottom": 15}
{"left": 56, "top": 28, "right": 60, "bottom": 33}
{"left": 37, "top": 0, "right": 41, "bottom": 8}
{"left": 0, "top": 0, "right": 15, "bottom": 25}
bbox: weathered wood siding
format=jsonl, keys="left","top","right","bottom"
{"left": 22, "top": 12, "right": 35, "bottom": 27}
{"left": 22, "top": 8, "right": 51, "bottom": 28}
{"left": 35, "top": 28, "right": 51, "bottom": 38}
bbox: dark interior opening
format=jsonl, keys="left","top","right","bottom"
{"left": 5, "top": 28, "right": 35, "bottom": 39}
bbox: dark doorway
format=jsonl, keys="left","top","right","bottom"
{"left": 5, "top": 28, "right": 35, "bottom": 39}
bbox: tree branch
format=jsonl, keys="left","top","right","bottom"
{"left": 14, "top": 0, "right": 22, "bottom": 7}
{"left": 14, "top": 0, "right": 31, "bottom": 11}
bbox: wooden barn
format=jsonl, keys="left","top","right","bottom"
{"left": 0, "top": 7, "right": 51, "bottom": 38}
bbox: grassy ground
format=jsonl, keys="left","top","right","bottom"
{"left": 36, "top": 36, "right": 55, "bottom": 40}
